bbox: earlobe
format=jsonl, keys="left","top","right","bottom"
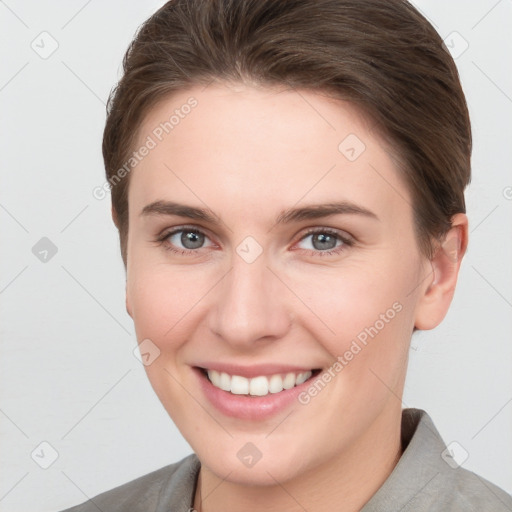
{"left": 414, "top": 213, "right": 468, "bottom": 330}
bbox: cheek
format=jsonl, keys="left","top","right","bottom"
{"left": 127, "top": 267, "right": 204, "bottom": 418}
{"left": 125, "top": 241, "right": 207, "bottom": 416}
{"left": 127, "top": 265, "right": 208, "bottom": 346}
{"left": 287, "top": 257, "right": 417, "bottom": 394}
{"left": 289, "top": 259, "right": 413, "bottom": 340}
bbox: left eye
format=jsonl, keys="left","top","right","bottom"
{"left": 296, "top": 230, "right": 346, "bottom": 252}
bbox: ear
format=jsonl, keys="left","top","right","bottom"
{"left": 113, "top": 205, "right": 132, "bottom": 317}
{"left": 125, "top": 285, "right": 133, "bottom": 318}
{"left": 414, "top": 213, "right": 468, "bottom": 330}
{"left": 111, "top": 205, "right": 119, "bottom": 228}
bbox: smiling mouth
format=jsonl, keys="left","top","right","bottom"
{"left": 199, "top": 368, "right": 321, "bottom": 397}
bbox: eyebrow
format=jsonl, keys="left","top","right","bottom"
{"left": 140, "top": 200, "right": 379, "bottom": 224}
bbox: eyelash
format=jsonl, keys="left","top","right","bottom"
{"left": 155, "top": 225, "right": 354, "bottom": 258}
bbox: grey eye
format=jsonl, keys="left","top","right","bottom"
{"left": 298, "top": 232, "right": 342, "bottom": 251}
{"left": 168, "top": 229, "right": 210, "bottom": 250}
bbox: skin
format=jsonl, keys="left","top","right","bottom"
{"left": 118, "top": 81, "right": 468, "bottom": 511}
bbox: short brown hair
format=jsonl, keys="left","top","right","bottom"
{"left": 103, "top": 0, "right": 471, "bottom": 267}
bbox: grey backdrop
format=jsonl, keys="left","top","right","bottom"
{"left": 0, "top": 1, "right": 511, "bottom": 511}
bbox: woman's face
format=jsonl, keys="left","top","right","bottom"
{"left": 125, "top": 82, "right": 432, "bottom": 485}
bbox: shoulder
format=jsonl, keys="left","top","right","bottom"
{"left": 437, "top": 465, "right": 512, "bottom": 511}
{"left": 57, "top": 453, "right": 200, "bottom": 512}
{"left": 410, "top": 409, "right": 512, "bottom": 511}
{"left": 363, "top": 408, "right": 512, "bottom": 512}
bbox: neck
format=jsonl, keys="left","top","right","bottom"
{"left": 193, "top": 404, "right": 403, "bottom": 512}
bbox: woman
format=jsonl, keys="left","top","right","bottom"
{"left": 61, "top": 0, "right": 512, "bottom": 510}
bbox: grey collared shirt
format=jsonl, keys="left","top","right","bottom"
{"left": 59, "top": 408, "right": 512, "bottom": 511}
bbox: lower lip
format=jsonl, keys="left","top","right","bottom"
{"left": 194, "top": 367, "right": 318, "bottom": 421}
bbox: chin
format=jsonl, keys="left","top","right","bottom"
{"left": 193, "top": 435, "right": 319, "bottom": 487}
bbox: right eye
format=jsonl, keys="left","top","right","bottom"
{"left": 156, "top": 227, "right": 214, "bottom": 255}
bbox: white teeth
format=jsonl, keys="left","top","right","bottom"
{"left": 249, "top": 376, "right": 268, "bottom": 396}
{"left": 206, "top": 369, "right": 313, "bottom": 396}
{"left": 208, "top": 369, "right": 221, "bottom": 388}
{"left": 296, "top": 371, "right": 310, "bottom": 385}
{"left": 230, "top": 375, "right": 249, "bottom": 395}
{"left": 282, "top": 372, "right": 296, "bottom": 389}
{"left": 268, "top": 374, "right": 284, "bottom": 393}
{"left": 219, "top": 372, "right": 231, "bottom": 391}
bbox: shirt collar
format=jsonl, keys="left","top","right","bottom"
{"left": 361, "top": 408, "right": 450, "bottom": 511}
{"left": 154, "top": 408, "right": 465, "bottom": 511}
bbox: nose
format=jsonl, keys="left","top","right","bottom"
{"left": 207, "top": 251, "right": 292, "bottom": 351}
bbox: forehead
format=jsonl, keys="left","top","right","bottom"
{"left": 128, "top": 82, "right": 411, "bottom": 226}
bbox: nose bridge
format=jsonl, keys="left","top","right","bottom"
{"left": 209, "top": 249, "right": 290, "bottom": 348}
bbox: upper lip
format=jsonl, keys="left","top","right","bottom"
{"left": 195, "top": 362, "right": 319, "bottom": 378}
